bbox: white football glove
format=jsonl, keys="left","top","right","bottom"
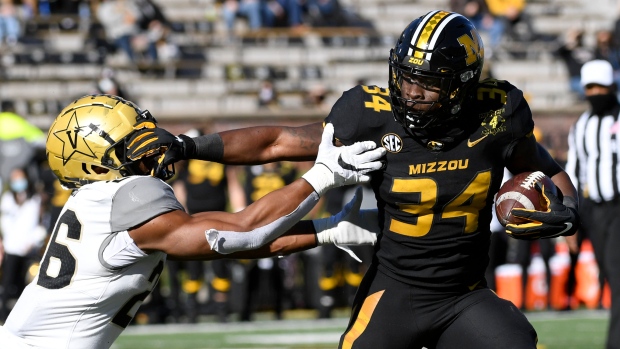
{"left": 312, "top": 186, "right": 380, "bottom": 262}
{"left": 302, "top": 123, "right": 385, "bottom": 196}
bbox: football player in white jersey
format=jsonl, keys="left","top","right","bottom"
{"left": 0, "top": 95, "right": 385, "bottom": 349}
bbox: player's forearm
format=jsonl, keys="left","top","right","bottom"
{"left": 125, "top": 123, "right": 323, "bottom": 168}
{"left": 204, "top": 179, "right": 320, "bottom": 254}
{"left": 233, "top": 180, "right": 317, "bottom": 229}
{"left": 551, "top": 171, "right": 578, "bottom": 205}
{"left": 189, "top": 128, "right": 289, "bottom": 164}
{"left": 172, "top": 221, "right": 317, "bottom": 260}
{"left": 226, "top": 221, "right": 318, "bottom": 258}
{"left": 217, "top": 123, "right": 322, "bottom": 164}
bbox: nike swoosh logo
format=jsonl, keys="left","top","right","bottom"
{"left": 467, "top": 135, "right": 488, "bottom": 147}
{"left": 559, "top": 222, "right": 573, "bottom": 235}
{"left": 338, "top": 156, "right": 357, "bottom": 171}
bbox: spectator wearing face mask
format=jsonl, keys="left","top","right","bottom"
{"left": 565, "top": 59, "right": 620, "bottom": 349}
{"left": 0, "top": 167, "right": 46, "bottom": 322}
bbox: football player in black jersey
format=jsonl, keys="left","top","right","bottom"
{"left": 129, "top": 10, "right": 580, "bottom": 349}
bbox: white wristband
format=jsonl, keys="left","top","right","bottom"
{"left": 301, "top": 163, "right": 333, "bottom": 196}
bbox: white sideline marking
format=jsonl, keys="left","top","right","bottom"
{"left": 227, "top": 333, "right": 342, "bottom": 344}
{"left": 122, "top": 318, "right": 349, "bottom": 335}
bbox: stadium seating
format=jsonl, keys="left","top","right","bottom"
{"left": 0, "top": 0, "right": 617, "bottom": 127}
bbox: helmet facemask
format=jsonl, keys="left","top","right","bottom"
{"left": 102, "top": 121, "right": 176, "bottom": 182}
{"left": 389, "top": 60, "right": 458, "bottom": 130}
{"left": 100, "top": 135, "right": 147, "bottom": 177}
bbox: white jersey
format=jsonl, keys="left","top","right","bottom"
{"left": 1, "top": 176, "right": 183, "bottom": 349}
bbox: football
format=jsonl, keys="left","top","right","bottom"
{"left": 495, "top": 171, "right": 557, "bottom": 226}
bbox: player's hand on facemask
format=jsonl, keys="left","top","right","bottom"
{"left": 505, "top": 183, "right": 579, "bottom": 240}
{"left": 302, "top": 123, "right": 386, "bottom": 196}
{"left": 313, "top": 186, "right": 379, "bottom": 262}
{"left": 127, "top": 127, "right": 194, "bottom": 174}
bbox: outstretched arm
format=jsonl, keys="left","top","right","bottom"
{"left": 129, "top": 124, "right": 385, "bottom": 259}
{"left": 218, "top": 186, "right": 380, "bottom": 261}
{"left": 126, "top": 122, "right": 324, "bottom": 170}
{"left": 225, "top": 220, "right": 318, "bottom": 259}
{"left": 218, "top": 122, "right": 323, "bottom": 163}
{"left": 131, "top": 179, "right": 318, "bottom": 260}
{"left": 139, "top": 186, "right": 379, "bottom": 261}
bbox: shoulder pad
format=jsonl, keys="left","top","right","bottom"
{"left": 111, "top": 176, "right": 184, "bottom": 231}
{"left": 326, "top": 85, "right": 392, "bottom": 145}
{"left": 466, "top": 79, "right": 533, "bottom": 142}
{"left": 472, "top": 79, "right": 519, "bottom": 106}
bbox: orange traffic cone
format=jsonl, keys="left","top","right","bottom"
{"left": 574, "top": 239, "right": 600, "bottom": 309}
{"left": 525, "top": 254, "right": 548, "bottom": 310}
{"left": 496, "top": 264, "right": 523, "bottom": 308}
{"left": 549, "top": 240, "right": 571, "bottom": 310}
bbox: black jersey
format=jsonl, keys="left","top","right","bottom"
{"left": 178, "top": 159, "right": 229, "bottom": 214}
{"left": 325, "top": 80, "right": 534, "bottom": 291}
{"left": 242, "top": 162, "right": 298, "bottom": 204}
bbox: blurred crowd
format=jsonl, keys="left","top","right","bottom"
{"left": 555, "top": 26, "right": 620, "bottom": 100}
{"left": 450, "top": 0, "right": 540, "bottom": 60}
{"left": 0, "top": 0, "right": 373, "bottom": 66}
{"left": 451, "top": 0, "right": 620, "bottom": 102}
{"left": 0, "top": 0, "right": 617, "bottom": 118}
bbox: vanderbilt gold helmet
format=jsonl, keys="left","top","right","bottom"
{"left": 46, "top": 94, "right": 170, "bottom": 188}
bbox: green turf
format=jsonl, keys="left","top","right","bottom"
{"left": 113, "top": 310, "right": 609, "bottom": 349}
{"left": 530, "top": 313, "right": 608, "bottom": 349}
{"left": 114, "top": 319, "right": 344, "bottom": 349}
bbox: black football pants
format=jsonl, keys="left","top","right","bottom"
{"left": 581, "top": 198, "right": 620, "bottom": 349}
{"left": 338, "top": 264, "right": 537, "bottom": 349}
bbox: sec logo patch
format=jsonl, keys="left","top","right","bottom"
{"left": 382, "top": 133, "right": 402, "bottom": 153}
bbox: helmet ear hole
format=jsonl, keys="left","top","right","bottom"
{"left": 91, "top": 165, "right": 109, "bottom": 175}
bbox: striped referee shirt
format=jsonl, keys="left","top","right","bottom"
{"left": 565, "top": 103, "right": 620, "bottom": 203}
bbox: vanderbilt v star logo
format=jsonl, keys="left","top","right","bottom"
{"left": 467, "top": 135, "right": 488, "bottom": 147}
{"left": 66, "top": 127, "right": 79, "bottom": 148}
{"left": 53, "top": 111, "right": 96, "bottom": 164}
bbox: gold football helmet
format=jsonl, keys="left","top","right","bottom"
{"left": 46, "top": 94, "right": 167, "bottom": 188}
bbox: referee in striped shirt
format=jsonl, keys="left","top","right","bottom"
{"left": 565, "top": 59, "right": 620, "bottom": 349}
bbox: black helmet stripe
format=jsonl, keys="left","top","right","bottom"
{"left": 88, "top": 123, "right": 116, "bottom": 145}
{"left": 410, "top": 11, "right": 461, "bottom": 61}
